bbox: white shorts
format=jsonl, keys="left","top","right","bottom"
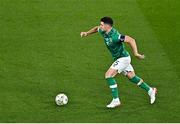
{"left": 110, "top": 56, "right": 134, "bottom": 75}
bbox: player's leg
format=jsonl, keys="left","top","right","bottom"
{"left": 125, "top": 69, "right": 157, "bottom": 104}
{"left": 105, "top": 57, "right": 130, "bottom": 108}
{"left": 126, "top": 71, "right": 151, "bottom": 92}
{"left": 105, "top": 68, "right": 119, "bottom": 99}
{"left": 105, "top": 68, "right": 121, "bottom": 108}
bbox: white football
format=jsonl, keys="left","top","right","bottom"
{"left": 55, "top": 93, "right": 68, "bottom": 106}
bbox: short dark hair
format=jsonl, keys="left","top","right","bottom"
{"left": 100, "top": 17, "right": 113, "bottom": 26}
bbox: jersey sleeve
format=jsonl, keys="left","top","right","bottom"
{"left": 113, "top": 33, "right": 125, "bottom": 43}
{"left": 98, "top": 27, "right": 105, "bottom": 35}
{"left": 97, "top": 27, "right": 100, "bottom": 32}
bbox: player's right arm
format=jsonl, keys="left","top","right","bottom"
{"left": 80, "top": 26, "right": 99, "bottom": 37}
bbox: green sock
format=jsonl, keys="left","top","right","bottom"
{"left": 129, "top": 75, "right": 150, "bottom": 92}
{"left": 106, "top": 77, "right": 119, "bottom": 99}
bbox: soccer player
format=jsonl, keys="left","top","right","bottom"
{"left": 80, "top": 17, "right": 157, "bottom": 108}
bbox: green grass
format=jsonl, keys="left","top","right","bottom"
{"left": 0, "top": 0, "right": 180, "bottom": 122}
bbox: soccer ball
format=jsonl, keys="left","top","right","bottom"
{"left": 55, "top": 93, "right": 68, "bottom": 106}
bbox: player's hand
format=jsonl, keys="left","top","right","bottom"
{"left": 80, "top": 32, "right": 88, "bottom": 37}
{"left": 134, "top": 53, "right": 145, "bottom": 60}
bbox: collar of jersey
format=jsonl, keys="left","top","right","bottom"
{"left": 106, "top": 28, "right": 114, "bottom": 35}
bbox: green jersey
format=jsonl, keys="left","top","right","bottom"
{"left": 98, "top": 27, "right": 129, "bottom": 60}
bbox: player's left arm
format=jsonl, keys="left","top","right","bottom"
{"left": 123, "top": 35, "right": 145, "bottom": 60}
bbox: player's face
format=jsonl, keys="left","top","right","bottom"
{"left": 100, "top": 22, "right": 111, "bottom": 32}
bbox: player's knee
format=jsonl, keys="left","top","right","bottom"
{"left": 140, "top": 78, "right": 144, "bottom": 82}
{"left": 127, "top": 71, "right": 135, "bottom": 79}
{"left": 105, "top": 71, "right": 113, "bottom": 79}
{"left": 105, "top": 73, "right": 110, "bottom": 79}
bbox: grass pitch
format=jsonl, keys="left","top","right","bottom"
{"left": 0, "top": 0, "right": 180, "bottom": 122}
